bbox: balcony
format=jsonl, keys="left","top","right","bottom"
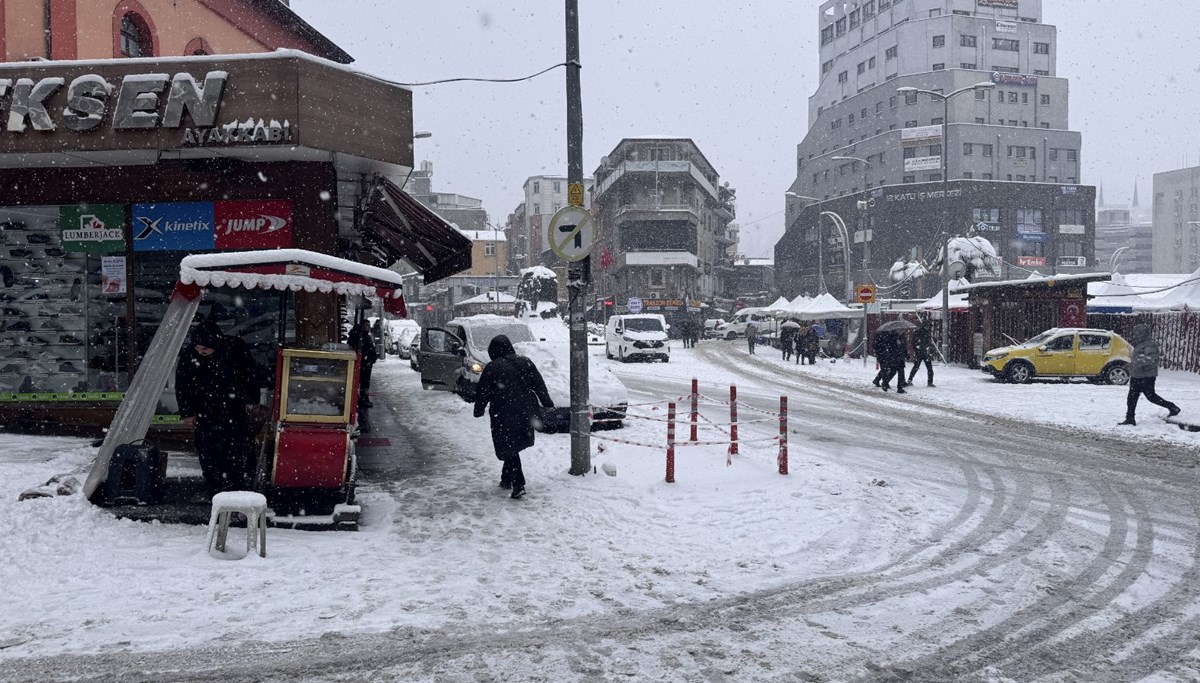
{"left": 714, "top": 201, "right": 736, "bottom": 221}
{"left": 612, "top": 203, "right": 701, "bottom": 226}
{"left": 595, "top": 160, "right": 718, "bottom": 200}
{"left": 716, "top": 230, "right": 737, "bottom": 246}
{"left": 621, "top": 251, "right": 699, "bottom": 269}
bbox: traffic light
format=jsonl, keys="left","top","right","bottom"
{"left": 424, "top": 304, "right": 433, "bottom": 312}
{"left": 603, "top": 298, "right": 614, "bottom": 308}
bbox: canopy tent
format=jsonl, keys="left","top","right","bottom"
{"left": 1086, "top": 273, "right": 1155, "bottom": 313}
{"left": 766, "top": 294, "right": 812, "bottom": 318}
{"left": 915, "top": 291, "right": 971, "bottom": 315}
{"left": 789, "top": 293, "right": 860, "bottom": 320}
{"left": 762, "top": 296, "right": 792, "bottom": 316}
{"left": 1144, "top": 267, "right": 1200, "bottom": 311}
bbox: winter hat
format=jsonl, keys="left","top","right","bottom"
{"left": 488, "top": 335, "right": 516, "bottom": 360}
{"left": 191, "top": 320, "right": 223, "bottom": 349}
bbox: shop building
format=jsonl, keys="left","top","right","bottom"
{"left": 0, "top": 52, "right": 470, "bottom": 432}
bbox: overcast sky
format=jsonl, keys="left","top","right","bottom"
{"left": 291, "top": 1, "right": 1200, "bottom": 257}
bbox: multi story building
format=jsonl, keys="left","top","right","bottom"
{"left": 458, "top": 229, "right": 507, "bottom": 277}
{"left": 1095, "top": 207, "right": 1153, "bottom": 275}
{"left": 504, "top": 175, "right": 592, "bottom": 272}
{"left": 778, "top": 0, "right": 1093, "bottom": 296}
{"left": 1152, "top": 166, "right": 1200, "bottom": 273}
{"left": 591, "top": 138, "right": 736, "bottom": 310}
{"left": 407, "top": 161, "right": 489, "bottom": 232}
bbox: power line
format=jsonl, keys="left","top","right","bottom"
{"left": 393, "top": 61, "right": 574, "bottom": 87}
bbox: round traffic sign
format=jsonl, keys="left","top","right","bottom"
{"left": 855, "top": 284, "right": 876, "bottom": 304}
{"left": 627, "top": 297, "right": 643, "bottom": 314}
{"left": 546, "top": 206, "right": 596, "bottom": 262}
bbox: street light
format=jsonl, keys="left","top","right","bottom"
{"left": 896, "top": 80, "right": 995, "bottom": 363}
{"left": 820, "top": 211, "right": 853, "bottom": 302}
{"left": 1109, "top": 246, "right": 1130, "bottom": 273}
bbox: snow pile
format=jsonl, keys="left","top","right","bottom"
{"left": 890, "top": 260, "right": 927, "bottom": 283}
{"left": 520, "top": 265, "right": 558, "bottom": 281}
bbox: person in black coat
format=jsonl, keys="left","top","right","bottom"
{"left": 873, "top": 330, "right": 908, "bottom": 393}
{"left": 907, "top": 321, "right": 936, "bottom": 387}
{"left": 347, "top": 319, "right": 379, "bottom": 407}
{"left": 473, "top": 335, "right": 555, "bottom": 499}
{"left": 175, "top": 321, "right": 262, "bottom": 497}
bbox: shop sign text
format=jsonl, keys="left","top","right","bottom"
{"left": 59, "top": 204, "right": 126, "bottom": 253}
{"left": 132, "top": 200, "right": 293, "bottom": 252}
{"left": 885, "top": 188, "right": 963, "bottom": 203}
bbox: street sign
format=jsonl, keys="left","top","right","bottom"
{"left": 568, "top": 182, "right": 585, "bottom": 207}
{"left": 855, "top": 284, "right": 876, "bottom": 304}
{"left": 627, "top": 297, "right": 643, "bottom": 314}
{"left": 546, "top": 206, "right": 596, "bottom": 262}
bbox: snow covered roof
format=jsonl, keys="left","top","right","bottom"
{"left": 180, "top": 249, "right": 405, "bottom": 299}
{"left": 458, "top": 230, "right": 507, "bottom": 242}
{"left": 956, "top": 272, "right": 1111, "bottom": 292}
{"left": 455, "top": 292, "right": 516, "bottom": 307}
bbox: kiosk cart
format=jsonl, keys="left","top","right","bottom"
{"left": 264, "top": 346, "right": 361, "bottom": 527}
{"left": 80, "top": 249, "right": 406, "bottom": 529}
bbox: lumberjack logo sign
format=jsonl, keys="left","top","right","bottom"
{"left": 0, "top": 70, "right": 289, "bottom": 146}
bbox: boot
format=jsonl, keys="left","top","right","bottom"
{"left": 1168, "top": 406, "right": 1182, "bottom": 418}
{"left": 897, "top": 387, "right": 906, "bottom": 394}
{"left": 1118, "top": 418, "right": 1136, "bottom": 426}
{"left": 510, "top": 487, "right": 526, "bottom": 500}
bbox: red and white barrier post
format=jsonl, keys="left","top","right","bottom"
{"left": 778, "top": 396, "right": 789, "bottom": 475}
{"left": 690, "top": 378, "right": 699, "bottom": 442}
{"left": 729, "top": 384, "right": 738, "bottom": 464}
{"left": 666, "top": 401, "right": 676, "bottom": 483}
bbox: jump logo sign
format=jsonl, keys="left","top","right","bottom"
{"left": 132, "top": 200, "right": 292, "bottom": 251}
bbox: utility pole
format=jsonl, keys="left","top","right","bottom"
{"left": 565, "top": 0, "right": 590, "bottom": 476}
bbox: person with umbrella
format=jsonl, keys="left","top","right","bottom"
{"left": 874, "top": 320, "right": 915, "bottom": 393}
{"left": 780, "top": 319, "right": 801, "bottom": 361}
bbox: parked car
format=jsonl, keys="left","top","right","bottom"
{"left": 408, "top": 334, "right": 421, "bottom": 371}
{"left": 703, "top": 318, "right": 725, "bottom": 339}
{"left": 715, "top": 308, "right": 767, "bottom": 340}
{"left": 418, "top": 315, "right": 628, "bottom": 429}
{"left": 981, "top": 328, "right": 1132, "bottom": 385}
{"left": 388, "top": 319, "right": 420, "bottom": 358}
{"left": 605, "top": 314, "right": 670, "bottom": 362}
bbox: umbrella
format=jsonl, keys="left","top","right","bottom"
{"left": 876, "top": 320, "right": 917, "bottom": 332}
{"left": 780, "top": 320, "right": 802, "bottom": 329}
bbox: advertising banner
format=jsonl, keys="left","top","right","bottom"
{"left": 59, "top": 204, "right": 125, "bottom": 253}
{"left": 132, "top": 202, "right": 215, "bottom": 252}
{"left": 904, "top": 156, "right": 943, "bottom": 172}
{"left": 1017, "top": 256, "right": 1046, "bottom": 267}
{"left": 101, "top": 255, "right": 127, "bottom": 294}
{"left": 901, "top": 125, "right": 942, "bottom": 146}
{"left": 979, "top": 0, "right": 1018, "bottom": 8}
{"left": 214, "top": 200, "right": 293, "bottom": 250}
{"left": 1018, "top": 232, "right": 1046, "bottom": 242}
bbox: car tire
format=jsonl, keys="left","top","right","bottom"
{"left": 1103, "top": 362, "right": 1131, "bottom": 386}
{"left": 606, "top": 347, "right": 613, "bottom": 360}
{"left": 1004, "top": 360, "right": 1034, "bottom": 384}
{"left": 725, "top": 331, "right": 737, "bottom": 341}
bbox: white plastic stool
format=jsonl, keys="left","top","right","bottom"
{"left": 207, "top": 491, "right": 268, "bottom": 559}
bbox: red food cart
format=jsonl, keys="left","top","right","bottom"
{"left": 81, "top": 249, "right": 407, "bottom": 530}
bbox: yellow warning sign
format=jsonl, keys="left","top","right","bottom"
{"left": 568, "top": 182, "right": 585, "bottom": 207}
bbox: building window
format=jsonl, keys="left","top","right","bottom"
{"left": 848, "top": 113, "right": 856, "bottom": 124}
{"left": 863, "top": 1, "right": 876, "bottom": 19}
{"left": 982, "top": 173, "right": 993, "bottom": 180}
{"left": 869, "top": 56, "right": 876, "bottom": 69}
{"left": 484, "top": 242, "right": 497, "bottom": 256}
{"left": 961, "top": 34, "right": 977, "bottom": 48}
{"left": 994, "top": 65, "right": 1019, "bottom": 73}
{"left": 963, "top": 172, "right": 973, "bottom": 179}
{"left": 1066, "top": 149, "right": 1078, "bottom": 161}
{"left": 822, "top": 60, "right": 833, "bottom": 75}
{"left": 932, "top": 63, "right": 945, "bottom": 71}
{"left": 975, "top": 117, "right": 985, "bottom": 124}
{"left": 963, "top": 143, "right": 973, "bottom": 156}
{"left": 532, "top": 181, "right": 540, "bottom": 194}
{"left": 1022, "top": 92, "right": 1029, "bottom": 104}
{"left": 553, "top": 181, "right": 561, "bottom": 192}
{"left": 838, "top": 71, "right": 849, "bottom": 83}
{"left": 119, "top": 13, "right": 153, "bottom": 58}
{"left": 973, "top": 208, "right": 1000, "bottom": 223}
{"left": 1008, "top": 92, "right": 1019, "bottom": 103}
{"left": 961, "top": 63, "right": 977, "bottom": 70}
{"left": 993, "top": 38, "right": 1021, "bottom": 52}
{"left": 650, "top": 269, "right": 665, "bottom": 288}
{"left": 929, "top": 144, "right": 942, "bottom": 157}
{"left": 933, "top": 35, "right": 945, "bottom": 48}
{"left": 850, "top": 8, "right": 861, "bottom": 28}
{"left": 1049, "top": 149, "right": 1058, "bottom": 161}
{"left": 1016, "top": 175, "right": 1027, "bottom": 182}
{"left": 931, "top": 117, "right": 944, "bottom": 125}
{"left": 1034, "top": 42, "right": 1050, "bottom": 54}
{"left": 1008, "top": 120, "right": 1018, "bottom": 126}
{"left": 928, "top": 173, "right": 943, "bottom": 182}
{"left": 1058, "top": 209, "right": 1084, "bottom": 225}
{"left": 905, "top": 91, "right": 918, "bottom": 105}
{"left": 889, "top": 95, "right": 897, "bottom": 108}
{"left": 875, "top": 101, "right": 883, "bottom": 113}
{"left": 903, "top": 147, "right": 916, "bottom": 159}
{"left": 821, "top": 25, "right": 834, "bottom": 45}
{"left": 903, "top": 175, "right": 916, "bottom": 183}
{"left": 858, "top": 62, "right": 867, "bottom": 75}
{"left": 982, "top": 144, "right": 993, "bottom": 157}
{"left": 1034, "top": 69, "right": 1049, "bottom": 76}
{"left": 831, "top": 118, "right": 843, "bottom": 130}
{"left": 886, "top": 46, "right": 897, "bottom": 60}
{"left": 836, "top": 17, "right": 846, "bottom": 36}
{"left": 905, "top": 119, "right": 918, "bottom": 128}
{"left": 1040, "top": 94, "right": 1050, "bottom": 105}
{"left": 533, "top": 203, "right": 541, "bottom": 214}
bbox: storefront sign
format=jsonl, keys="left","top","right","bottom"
{"left": 901, "top": 125, "right": 942, "bottom": 146}
{"left": 641, "top": 299, "right": 701, "bottom": 312}
{"left": 979, "top": 0, "right": 1018, "bottom": 8}
{"left": 885, "top": 188, "right": 963, "bottom": 202}
{"left": 132, "top": 202, "right": 215, "bottom": 252}
{"left": 1017, "top": 256, "right": 1046, "bottom": 267}
{"left": 59, "top": 204, "right": 125, "bottom": 253}
{"left": 904, "top": 156, "right": 943, "bottom": 172}
{"left": 1019, "top": 232, "right": 1046, "bottom": 242}
{"left": 1060, "top": 186, "right": 1078, "bottom": 195}
{"left": 214, "top": 200, "right": 293, "bottom": 250}
{"left": 1059, "top": 224, "right": 1086, "bottom": 235}
{"left": 991, "top": 72, "right": 1038, "bottom": 88}
{"left": 101, "top": 255, "right": 127, "bottom": 294}
{"left": 972, "top": 221, "right": 1002, "bottom": 233}
{"left": 995, "top": 21, "right": 1018, "bottom": 34}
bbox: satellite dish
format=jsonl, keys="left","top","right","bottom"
{"left": 948, "top": 260, "right": 968, "bottom": 279}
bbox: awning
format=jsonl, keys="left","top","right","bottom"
{"left": 361, "top": 178, "right": 473, "bottom": 284}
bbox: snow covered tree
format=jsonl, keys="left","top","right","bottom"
{"left": 516, "top": 266, "right": 559, "bottom": 318}
{"left": 930, "top": 235, "right": 1001, "bottom": 281}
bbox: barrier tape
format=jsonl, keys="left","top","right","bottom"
{"left": 591, "top": 433, "right": 664, "bottom": 449}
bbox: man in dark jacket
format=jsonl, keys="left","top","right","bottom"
{"left": 473, "top": 335, "right": 555, "bottom": 499}
{"left": 347, "top": 319, "right": 378, "bottom": 407}
{"left": 908, "top": 320, "right": 936, "bottom": 387}
{"left": 874, "top": 330, "right": 907, "bottom": 393}
{"left": 1120, "top": 323, "right": 1180, "bottom": 426}
{"left": 175, "top": 321, "right": 262, "bottom": 497}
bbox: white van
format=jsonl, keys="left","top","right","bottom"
{"left": 715, "top": 308, "right": 767, "bottom": 340}
{"left": 606, "top": 314, "right": 670, "bottom": 362}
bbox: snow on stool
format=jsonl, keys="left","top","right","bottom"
{"left": 207, "top": 491, "right": 268, "bottom": 559}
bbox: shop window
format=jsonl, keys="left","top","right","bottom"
{"left": 649, "top": 269, "right": 665, "bottom": 288}
{"left": 119, "top": 13, "right": 153, "bottom": 58}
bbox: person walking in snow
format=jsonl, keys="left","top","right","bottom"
{"left": 800, "top": 324, "right": 820, "bottom": 365}
{"left": 175, "top": 321, "right": 262, "bottom": 497}
{"left": 746, "top": 320, "right": 759, "bottom": 355}
{"left": 873, "top": 330, "right": 907, "bottom": 393}
{"left": 908, "top": 319, "right": 936, "bottom": 387}
{"left": 347, "top": 318, "right": 378, "bottom": 407}
{"left": 1119, "top": 323, "right": 1181, "bottom": 426}
{"left": 780, "top": 322, "right": 796, "bottom": 361}
{"left": 473, "top": 335, "right": 555, "bottom": 499}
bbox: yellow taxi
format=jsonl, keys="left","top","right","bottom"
{"left": 981, "top": 328, "right": 1132, "bottom": 385}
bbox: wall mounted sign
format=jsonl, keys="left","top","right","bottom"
{"left": 1017, "top": 256, "right": 1047, "bottom": 267}
{"left": 214, "top": 200, "right": 293, "bottom": 250}
{"left": 132, "top": 202, "right": 215, "bottom": 252}
{"left": 885, "top": 188, "right": 964, "bottom": 203}
{"left": 991, "top": 72, "right": 1038, "bottom": 88}
{"left": 900, "top": 125, "right": 942, "bottom": 146}
{"left": 101, "top": 255, "right": 127, "bottom": 294}
{"left": 59, "top": 204, "right": 125, "bottom": 253}
{"left": 904, "top": 156, "right": 943, "bottom": 172}
{"left": 978, "top": 0, "right": 1018, "bottom": 8}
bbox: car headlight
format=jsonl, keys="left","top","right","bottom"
{"left": 984, "top": 353, "right": 1007, "bottom": 362}
{"left": 623, "top": 335, "right": 634, "bottom": 342}
{"left": 469, "top": 362, "right": 484, "bottom": 373}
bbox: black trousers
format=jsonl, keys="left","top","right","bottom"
{"left": 359, "top": 361, "right": 374, "bottom": 401}
{"left": 498, "top": 449, "right": 526, "bottom": 490}
{"left": 1126, "top": 377, "right": 1179, "bottom": 420}
{"left": 880, "top": 362, "right": 907, "bottom": 388}
{"left": 747, "top": 337, "right": 756, "bottom": 354}
{"left": 909, "top": 357, "right": 934, "bottom": 384}
{"left": 194, "top": 419, "right": 253, "bottom": 497}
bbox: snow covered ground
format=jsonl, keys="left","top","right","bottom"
{"left": 2, "top": 338, "right": 1200, "bottom": 680}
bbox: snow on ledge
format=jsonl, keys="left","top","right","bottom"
{"left": 180, "top": 249, "right": 405, "bottom": 298}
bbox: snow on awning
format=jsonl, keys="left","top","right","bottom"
{"left": 362, "top": 178, "right": 472, "bottom": 284}
{"left": 180, "top": 249, "right": 406, "bottom": 315}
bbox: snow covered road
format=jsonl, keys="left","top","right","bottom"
{"left": 4, "top": 341, "right": 1200, "bottom": 681}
